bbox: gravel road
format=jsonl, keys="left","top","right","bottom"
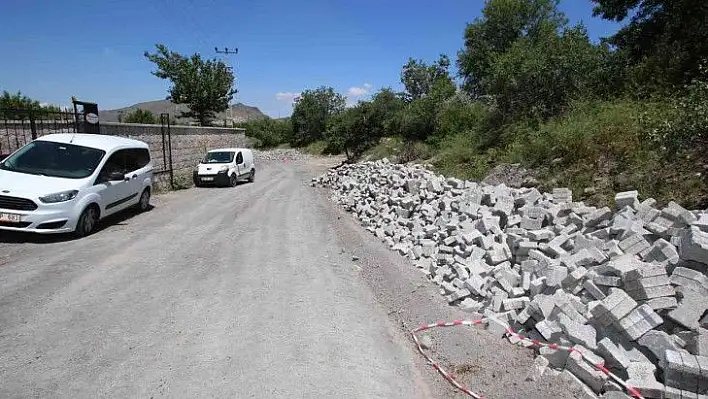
{"left": 0, "top": 159, "right": 581, "bottom": 399}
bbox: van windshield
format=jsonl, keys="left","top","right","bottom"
{"left": 201, "top": 151, "right": 234, "bottom": 164}
{"left": 0, "top": 140, "right": 106, "bottom": 179}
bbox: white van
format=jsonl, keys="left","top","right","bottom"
{"left": 193, "top": 148, "right": 255, "bottom": 187}
{"left": 0, "top": 133, "right": 153, "bottom": 237}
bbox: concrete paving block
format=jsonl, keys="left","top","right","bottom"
{"left": 679, "top": 227, "right": 708, "bottom": 265}
{"left": 529, "top": 277, "right": 547, "bottom": 298}
{"left": 638, "top": 330, "right": 681, "bottom": 366}
{"left": 492, "top": 291, "right": 509, "bottom": 312}
{"left": 546, "top": 266, "right": 569, "bottom": 288}
{"left": 619, "top": 234, "right": 651, "bottom": 256}
{"left": 452, "top": 263, "right": 470, "bottom": 280}
{"left": 623, "top": 264, "right": 668, "bottom": 281}
{"left": 583, "top": 280, "right": 607, "bottom": 300}
{"left": 529, "top": 228, "right": 555, "bottom": 241}
{"left": 663, "top": 349, "right": 684, "bottom": 389}
{"left": 607, "top": 254, "right": 646, "bottom": 278}
{"left": 558, "top": 313, "right": 597, "bottom": 350}
{"left": 668, "top": 290, "right": 708, "bottom": 331}
{"left": 553, "top": 188, "right": 573, "bottom": 204}
{"left": 458, "top": 298, "right": 484, "bottom": 313}
{"left": 521, "top": 216, "right": 544, "bottom": 231}
{"left": 565, "top": 349, "right": 608, "bottom": 393}
{"left": 486, "top": 316, "right": 509, "bottom": 336}
{"left": 563, "top": 266, "right": 589, "bottom": 289}
{"left": 696, "top": 355, "right": 708, "bottom": 393}
{"left": 643, "top": 238, "right": 680, "bottom": 265}
{"left": 694, "top": 214, "right": 708, "bottom": 232}
{"left": 586, "top": 207, "right": 613, "bottom": 228}
{"left": 594, "top": 275, "right": 622, "bottom": 287}
{"left": 642, "top": 296, "right": 678, "bottom": 311}
{"left": 503, "top": 296, "right": 530, "bottom": 311}
{"left": 597, "top": 337, "right": 631, "bottom": 370}
{"left": 663, "top": 386, "right": 682, "bottom": 399}
{"left": 681, "top": 351, "right": 701, "bottom": 393}
{"left": 602, "top": 392, "right": 631, "bottom": 399}
{"left": 626, "top": 361, "right": 664, "bottom": 398}
{"left": 536, "top": 319, "right": 564, "bottom": 341}
{"left": 539, "top": 345, "right": 570, "bottom": 369}
{"left": 669, "top": 267, "right": 708, "bottom": 296}
{"left": 615, "top": 190, "right": 640, "bottom": 210}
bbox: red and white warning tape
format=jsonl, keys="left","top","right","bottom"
{"left": 411, "top": 319, "right": 645, "bottom": 399}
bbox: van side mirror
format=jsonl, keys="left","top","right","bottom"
{"left": 108, "top": 171, "right": 126, "bottom": 181}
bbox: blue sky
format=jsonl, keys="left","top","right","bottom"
{"left": 0, "top": 0, "right": 625, "bottom": 118}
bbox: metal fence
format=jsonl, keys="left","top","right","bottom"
{"left": 0, "top": 108, "right": 77, "bottom": 157}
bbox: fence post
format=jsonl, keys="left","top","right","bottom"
{"left": 29, "top": 110, "right": 37, "bottom": 140}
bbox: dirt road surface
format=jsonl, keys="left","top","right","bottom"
{"left": 0, "top": 159, "right": 581, "bottom": 398}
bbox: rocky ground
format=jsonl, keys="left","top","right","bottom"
{"left": 313, "top": 158, "right": 708, "bottom": 399}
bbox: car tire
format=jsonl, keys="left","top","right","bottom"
{"left": 248, "top": 169, "right": 255, "bottom": 183}
{"left": 74, "top": 205, "right": 99, "bottom": 238}
{"left": 229, "top": 173, "right": 238, "bottom": 187}
{"left": 137, "top": 188, "right": 151, "bottom": 212}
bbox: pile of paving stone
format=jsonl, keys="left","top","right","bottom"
{"left": 253, "top": 149, "right": 313, "bottom": 163}
{"left": 312, "top": 158, "right": 708, "bottom": 398}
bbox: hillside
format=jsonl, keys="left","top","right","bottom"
{"left": 99, "top": 99, "right": 267, "bottom": 125}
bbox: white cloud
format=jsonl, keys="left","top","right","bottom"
{"left": 275, "top": 92, "right": 300, "bottom": 102}
{"left": 347, "top": 83, "right": 372, "bottom": 97}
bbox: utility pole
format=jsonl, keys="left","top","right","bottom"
{"left": 215, "top": 47, "right": 238, "bottom": 126}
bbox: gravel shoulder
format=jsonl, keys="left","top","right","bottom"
{"left": 308, "top": 159, "right": 584, "bottom": 399}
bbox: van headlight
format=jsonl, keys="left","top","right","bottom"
{"left": 39, "top": 190, "right": 79, "bottom": 203}
{"left": 219, "top": 165, "right": 229, "bottom": 171}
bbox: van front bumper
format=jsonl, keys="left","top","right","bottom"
{"left": 0, "top": 206, "right": 78, "bottom": 234}
{"left": 193, "top": 171, "right": 230, "bottom": 186}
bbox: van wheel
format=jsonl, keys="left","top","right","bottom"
{"left": 229, "top": 173, "right": 238, "bottom": 187}
{"left": 74, "top": 205, "right": 99, "bottom": 238}
{"left": 248, "top": 169, "right": 255, "bottom": 183}
{"left": 137, "top": 188, "right": 151, "bottom": 212}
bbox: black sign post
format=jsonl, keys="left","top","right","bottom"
{"left": 72, "top": 97, "right": 100, "bottom": 134}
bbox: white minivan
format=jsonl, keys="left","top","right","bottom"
{"left": 193, "top": 148, "right": 255, "bottom": 187}
{"left": 0, "top": 133, "right": 153, "bottom": 237}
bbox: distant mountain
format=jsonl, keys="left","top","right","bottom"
{"left": 99, "top": 99, "right": 267, "bottom": 125}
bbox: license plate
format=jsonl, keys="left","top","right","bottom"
{"left": 202, "top": 177, "right": 214, "bottom": 181}
{"left": 0, "top": 213, "right": 22, "bottom": 223}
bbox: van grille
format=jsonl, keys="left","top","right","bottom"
{"left": 0, "top": 195, "right": 38, "bottom": 211}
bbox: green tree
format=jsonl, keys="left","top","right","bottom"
{"left": 483, "top": 25, "right": 606, "bottom": 122}
{"left": 144, "top": 44, "right": 236, "bottom": 126}
{"left": 592, "top": 0, "right": 708, "bottom": 92}
{"left": 290, "top": 86, "right": 346, "bottom": 146}
{"left": 400, "top": 55, "right": 452, "bottom": 102}
{"left": 368, "top": 88, "right": 406, "bottom": 138}
{"left": 398, "top": 75, "right": 456, "bottom": 141}
{"left": 123, "top": 108, "right": 157, "bottom": 124}
{"left": 0, "top": 90, "right": 62, "bottom": 119}
{"left": 457, "top": 0, "right": 567, "bottom": 96}
{"left": 242, "top": 117, "right": 292, "bottom": 148}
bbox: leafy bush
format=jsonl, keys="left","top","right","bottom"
{"left": 124, "top": 108, "right": 157, "bottom": 124}
{"left": 641, "top": 63, "right": 708, "bottom": 155}
{"left": 241, "top": 118, "right": 292, "bottom": 149}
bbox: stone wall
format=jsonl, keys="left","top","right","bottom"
{"left": 100, "top": 122, "right": 248, "bottom": 190}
